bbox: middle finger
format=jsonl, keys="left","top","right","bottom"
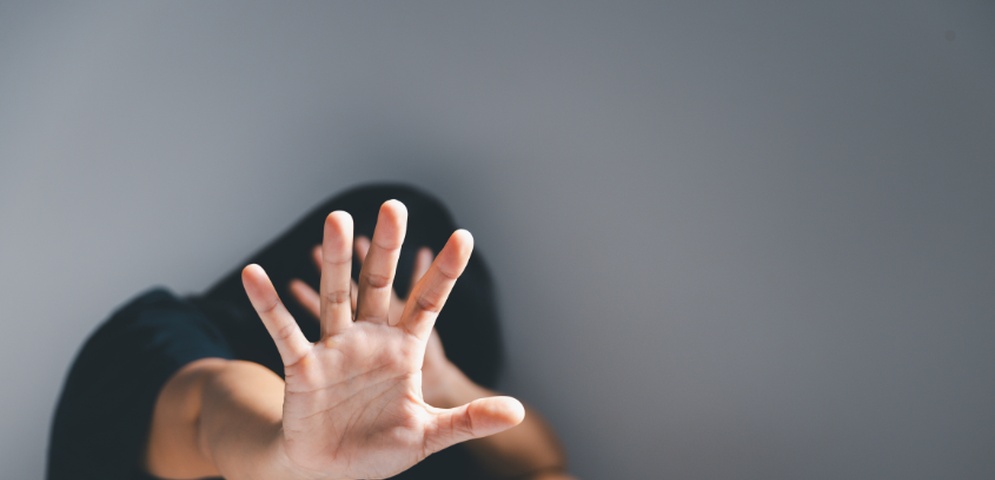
{"left": 355, "top": 200, "right": 407, "bottom": 324}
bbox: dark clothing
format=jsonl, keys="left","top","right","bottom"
{"left": 48, "top": 289, "right": 232, "bottom": 480}
{"left": 48, "top": 184, "right": 503, "bottom": 480}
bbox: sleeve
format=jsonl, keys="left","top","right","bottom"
{"left": 47, "top": 288, "right": 234, "bottom": 480}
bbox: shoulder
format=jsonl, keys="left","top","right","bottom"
{"left": 48, "top": 288, "right": 235, "bottom": 480}
{"left": 59, "top": 287, "right": 236, "bottom": 392}
{"left": 107, "top": 287, "right": 204, "bottom": 326}
{"left": 88, "top": 287, "right": 229, "bottom": 348}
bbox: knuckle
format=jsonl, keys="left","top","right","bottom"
{"left": 273, "top": 322, "right": 298, "bottom": 341}
{"left": 437, "top": 265, "right": 460, "bottom": 280}
{"left": 361, "top": 272, "right": 392, "bottom": 289}
{"left": 323, "top": 289, "right": 351, "bottom": 305}
{"left": 256, "top": 297, "right": 280, "bottom": 314}
{"left": 415, "top": 294, "right": 444, "bottom": 314}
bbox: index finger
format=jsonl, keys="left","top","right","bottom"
{"left": 355, "top": 200, "right": 407, "bottom": 324}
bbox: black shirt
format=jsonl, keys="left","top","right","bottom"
{"left": 48, "top": 289, "right": 233, "bottom": 480}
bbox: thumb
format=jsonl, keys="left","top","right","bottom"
{"left": 425, "top": 396, "right": 525, "bottom": 453}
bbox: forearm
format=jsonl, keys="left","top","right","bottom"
{"left": 198, "top": 360, "right": 294, "bottom": 479}
{"left": 145, "top": 358, "right": 294, "bottom": 480}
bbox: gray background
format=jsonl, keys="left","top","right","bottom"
{"left": 1, "top": 1, "right": 993, "bottom": 478}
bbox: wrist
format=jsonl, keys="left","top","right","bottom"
{"left": 267, "top": 431, "right": 349, "bottom": 480}
{"left": 212, "top": 417, "right": 313, "bottom": 480}
{"left": 270, "top": 425, "right": 372, "bottom": 480}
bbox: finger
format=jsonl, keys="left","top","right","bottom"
{"left": 355, "top": 200, "right": 407, "bottom": 324}
{"left": 410, "top": 247, "right": 433, "bottom": 291}
{"left": 289, "top": 279, "right": 320, "bottom": 320}
{"left": 400, "top": 229, "right": 473, "bottom": 338}
{"left": 242, "top": 264, "right": 311, "bottom": 366}
{"left": 354, "top": 236, "right": 371, "bottom": 263}
{"left": 424, "top": 396, "right": 525, "bottom": 455}
{"left": 350, "top": 279, "right": 359, "bottom": 314}
{"left": 360, "top": 236, "right": 407, "bottom": 310}
{"left": 395, "top": 246, "right": 433, "bottom": 322}
{"left": 307, "top": 245, "right": 357, "bottom": 315}
{"left": 319, "top": 211, "right": 354, "bottom": 337}
{"left": 356, "top": 235, "right": 402, "bottom": 311}
{"left": 310, "top": 245, "right": 322, "bottom": 271}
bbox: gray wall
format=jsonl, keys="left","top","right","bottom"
{"left": 2, "top": 1, "right": 993, "bottom": 478}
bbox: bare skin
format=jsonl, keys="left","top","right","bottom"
{"left": 287, "top": 237, "right": 575, "bottom": 479}
{"left": 145, "top": 201, "right": 528, "bottom": 479}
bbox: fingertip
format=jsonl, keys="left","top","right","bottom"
{"left": 287, "top": 278, "right": 306, "bottom": 299}
{"left": 499, "top": 396, "right": 526, "bottom": 426}
{"left": 444, "top": 230, "right": 474, "bottom": 267}
{"left": 382, "top": 198, "right": 407, "bottom": 215}
{"left": 326, "top": 210, "right": 354, "bottom": 233}
{"left": 241, "top": 263, "right": 264, "bottom": 281}
{"left": 241, "top": 264, "right": 278, "bottom": 310}
{"left": 453, "top": 228, "right": 473, "bottom": 242}
{"left": 452, "top": 229, "right": 474, "bottom": 253}
{"left": 323, "top": 212, "right": 355, "bottom": 260}
{"left": 288, "top": 278, "right": 307, "bottom": 293}
{"left": 371, "top": 201, "right": 407, "bottom": 250}
{"left": 380, "top": 199, "right": 409, "bottom": 227}
{"left": 468, "top": 396, "right": 526, "bottom": 435}
{"left": 327, "top": 209, "right": 350, "bottom": 221}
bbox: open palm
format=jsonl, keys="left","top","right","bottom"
{"left": 241, "top": 200, "right": 524, "bottom": 480}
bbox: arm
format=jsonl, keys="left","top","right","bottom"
{"left": 145, "top": 358, "right": 291, "bottom": 479}
{"left": 147, "top": 354, "right": 573, "bottom": 480}
{"left": 145, "top": 201, "right": 524, "bottom": 480}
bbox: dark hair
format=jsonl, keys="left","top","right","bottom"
{"left": 198, "top": 183, "right": 503, "bottom": 387}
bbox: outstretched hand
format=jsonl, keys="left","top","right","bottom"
{"left": 241, "top": 200, "right": 524, "bottom": 480}
{"left": 290, "top": 235, "right": 476, "bottom": 409}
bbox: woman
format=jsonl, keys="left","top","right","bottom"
{"left": 49, "top": 184, "right": 573, "bottom": 479}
